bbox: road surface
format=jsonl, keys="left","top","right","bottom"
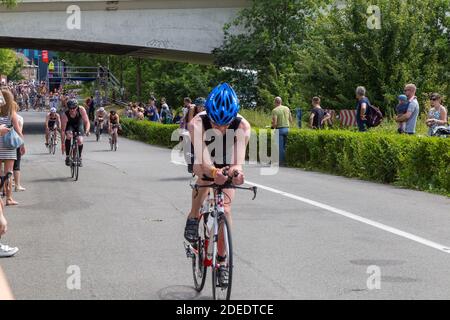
{"left": 1, "top": 111, "right": 449, "bottom": 299}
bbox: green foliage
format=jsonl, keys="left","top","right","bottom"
{"left": 120, "top": 118, "right": 179, "bottom": 148}
{"left": 58, "top": 53, "right": 226, "bottom": 107}
{"left": 215, "top": 0, "right": 331, "bottom": 110}
{"left": 216, "top": 0, "right": 450, "bottom": 113}
{"left": 0, "top": 0, "right": 17, "bottom": 8}
{"left": 297, "top": 0, "right": 450, "bottom": 112}
{"left": 286, "top": 130, "right": 450, "bottom": 195}
{"left": 0, "top": 49, "right": 18, "bottom": 76}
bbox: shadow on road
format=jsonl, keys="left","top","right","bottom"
{"left": 157, "top": 285, "right": 210, "bottom": 300}
{"left": 158, "top": 177, "right": 191, "bottom": 182}
{"left": 29, "top": 177, "right": 73, "bottom": 183}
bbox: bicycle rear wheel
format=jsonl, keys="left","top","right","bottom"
{"left": 212, "top": 215, "right": 233, "bottom": 300}
{"left": 192, "top": 214, "right": 207, "bottom": 292}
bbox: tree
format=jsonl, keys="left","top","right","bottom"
{"left": 58, "top": 52, "right": 226, "bottom": 108}
{"left": 0, "top": 0, "right": 17, "bottom": 8}
{"left": 297, "top": 0, "right": 450, "bottom": 111}
{"left": 215, "top": 0, "right": 332, "bottom": 109}
{"left": 0, "top": 49, "right": 17, "bottom": 76}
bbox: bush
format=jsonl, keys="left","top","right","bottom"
{"left": 287, "top": 130, "right": 450, "bottom": 196}
{"left": 121, "top": 118, "right": 449, "bottom": 196}
{"left": 120, "top": 118, "right": 179, "bottom": 148}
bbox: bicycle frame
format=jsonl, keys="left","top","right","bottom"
{"left": 185, "top": 180, "right": 257, "bottom": 268}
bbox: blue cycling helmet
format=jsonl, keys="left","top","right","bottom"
{"left": 205, "top": 83, "right": 240, "bottom": 125}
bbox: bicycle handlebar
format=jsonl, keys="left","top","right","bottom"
{"left": 193, "top": 183, "right": 258, "bottom": 200}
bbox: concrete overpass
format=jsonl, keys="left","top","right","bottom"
{"left": 0, "top": 0, "right": 250, "bottom": 64}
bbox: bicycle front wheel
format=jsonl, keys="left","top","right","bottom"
{"left": 212, "top": 215, "right": 233, "bottom": 300}
{"left": 74, "top": 146, "right": 80, "bottom": 181}
{"left": 192, "top": 215, "right": 207, "bottom": 292}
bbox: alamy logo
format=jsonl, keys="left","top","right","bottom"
{"left": 367, "top": 5, "right": 382, "bottom": 30}
{"left": 66, "top": 265, "right": 81, "bottom": 290}
{"left": 366, "top": 265, "right": 381, "bottom": 290}
{"left": 66, "top": 5, "right": 81, "bottom": 30}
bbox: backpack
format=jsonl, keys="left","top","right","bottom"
{"left": 366, "top": 102, "right": 383, "bottom": 128}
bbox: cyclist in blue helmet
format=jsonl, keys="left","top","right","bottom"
{"left": 183, "top": 83, "right": 251, "bottom": 286}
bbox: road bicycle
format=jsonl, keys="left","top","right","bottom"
{"left": 109, "top": 124, "right": 119, "bottom": 151}
{"left": 95, "top": 118, "right": 105, "bottom": 142}
{"left": 184, "top": 171, "right": 257, "bottom": 300}
{"left": 48, "top": 129, "right": 58, "bottom": 155}
{"left": 68, "top": 132, "right": 82, "bottom": 181}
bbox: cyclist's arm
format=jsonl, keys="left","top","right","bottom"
{"left": 229, "top": 118, "right": 251, "bottom": 176}
{"left": 45, "top": 114, "right": 50, "bottom": 130}
{"left": 79, "top": 107, "right": 90, "bottom": 133}
{"left": 188, "top": 115, "right": 215, "bottom": 177}
{"left": 60, "top": 114, "right": 67, "bottom": 142}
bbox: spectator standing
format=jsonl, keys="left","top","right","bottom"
{"left": 0, "top": 89, "right": 24, "bottom": 206}
{"left": 309, "top": 97, "right": 331, "bottom": 129}
{"left": 395, "top": 94, "right": 409, "bottom": 134}
{"left": 355, "top": 86, "right": 371, "bottom": 132}
{"left": 295, "top": 107, "right": 303, "bottom": 128}
{"left": 271, "top": 97, "right": 292, "bottom": 166}
{"left": 0, "top": 91, "right": 18, "bottom": 257}
{"left": 426, "top": 93, "right": 448, "bottom": 136}
{"left": 180, "top": 97, "right": 194, "bottom": 131}
{"left": 13, "top": 104, "right": 25, "bottom": 192}
{"left": 160, "top": 103, "right": 173, "bottom": 124}
{"left": 395, "top": 84, "right": 420, "bottom": 135}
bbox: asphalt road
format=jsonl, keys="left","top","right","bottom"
{"left": 1, "top": 111, "right": 449, "bottom": 300}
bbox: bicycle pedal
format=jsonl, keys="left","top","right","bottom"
{"left": 183, "top": 241, "right": 195, "bottom": 258}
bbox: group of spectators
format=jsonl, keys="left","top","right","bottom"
{"left": 289, "top": 83, "right": 448, "bottom": 136}
{"left": 124, "top": 96, "right": 206, "bottom": 128}
{"left": 7, "top": 80, "right": 79, "bottom": 113}
{"left": 355, "top": 84, "right": 448, "bottom": 135}
{"left": 271, "top": 83, "right": 448, "bottom": 165}
{"left": 0, "top": 87, "right": 26, "bottom": 260}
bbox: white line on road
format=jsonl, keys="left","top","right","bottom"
{"left": 246, "top": 180, "right": 450, "bottom": 255}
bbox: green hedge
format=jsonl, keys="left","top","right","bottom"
{"left": 287, "top": 130, "right": 450, "bottom": 196}
{"left": 121, "top": 118, "right": 179, "bottom": 148}
{"left": 120, "top": 119, "right": 450, "bottom": 196}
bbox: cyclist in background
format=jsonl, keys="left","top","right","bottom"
{"left": 183, "top": 83, "right": 251, "bottom": 286}
{"left": 45, "top": 107, "right": 61, "bottom": 147}
{"left": 60, "top": 99, "right": 90, "bottom": 167}
{"left": 108, "top": 110, "right": 120, "bottom": 145}
{"left": 94, "top": 107, "right": 108, "bottom": 136}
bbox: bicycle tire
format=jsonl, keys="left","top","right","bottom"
{"left": 70, "top": 155, "right": 75, "bottom": 178}
{"left": 192, "top": 214, "right": 208, "bottom": 292}
{"left": 212, "top": 215, "right": 233, "bottom": 300}
{"left": 74, "top": 145, "right": 80, "bottom": 181}
{"left": 48, "top": 136, "right": 53, "bottom": 154}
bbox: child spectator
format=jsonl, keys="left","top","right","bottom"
{"left": 396, "top": 94, "right": 409, "bottom": 134}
